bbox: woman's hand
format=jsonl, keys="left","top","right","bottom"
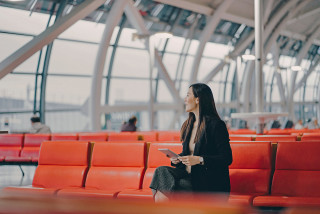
{"left": 178, "top": 156, "right": 201, "bottom": 166}
{"left": 170, "top": 157, "right": 181, "bottom": 164}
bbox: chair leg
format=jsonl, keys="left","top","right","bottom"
{"left": 18, "top": 165, "right": 25, "bottom": 177}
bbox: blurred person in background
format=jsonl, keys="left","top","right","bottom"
{"left": 121, "top": 116, "right": 138, "bottom": 132}
{"left": 294, "top": 119, "right": 304, "bottom": 130}
{"left": 30, "top": 116, "right": 51, "bottom": 133}
{"left": 307, "top": 118, "right": 319, "bottom": 129}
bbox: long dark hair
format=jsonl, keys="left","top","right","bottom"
{"left": 181, "top": 83, "right": 220, "bottom": 143}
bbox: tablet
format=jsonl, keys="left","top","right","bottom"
{"left": 158, "top": 148, "right": 180, "bottom": 158}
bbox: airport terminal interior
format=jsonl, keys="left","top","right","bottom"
{"left": 1, "top": 0, "right": 320, "bottom": 213}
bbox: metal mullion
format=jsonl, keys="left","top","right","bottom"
{"left": 33, "top": 2, "right": 56, "bottom": 115}
{"left": 104, "top": 15, "right": 127, "bottom": 129}
{"left": 39, "top": 1, "right": 66, "bottom": 123}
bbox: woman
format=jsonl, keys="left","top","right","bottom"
{"left": 150, "top": 83, "right": 232, "bottom": 202}
{"left": 121, "top": 116, "right": 138, "bottom": 132}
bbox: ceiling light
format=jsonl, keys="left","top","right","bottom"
{"left": 291, "top": 65, "right": 302, "bottom": 71}
{"left": 241, "top": 54, "right": 256, "bottom": 61}
{"left": 153, "top": 32, "right": 173, "bottom": 39}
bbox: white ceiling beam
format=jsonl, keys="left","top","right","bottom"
{"left": 294, "top": 56, "right": 320, "bottom": 93}
{"left": 221, "top": 13, "right": 254, "bottom": 27}
{"left": 153, "top": 0, "right": 213, "bottom": 15}
{"left": 287, "top": 7, "right": 320, "bottom": 25}
{"left": 271, "top": 44, "right": 286, "bottom": 106}
{"left": 154, "top": 49, "right": 183, "bottom": 103}
{"left": 201, "top": 0, "right": 298, "bottom": 84}
{"left": 190, "top": 0, "right": 233, "bottom": 84}
{"left": 265, "top": 0, "right": 308, "bottom": 56}
{"left": 201, "top": 60, "right": 225, "bottom": 83}
{"left": 90, "top": 0, "right": 128, "bottom": 131}
{"left": 280, "top": 30, "right": 320, "bottom": 46}
{"left": 263, "top": 0, "right": 274, "bottom": 23}
{"left": 124, "top": 0, "right": 149, "bottom": 35}
{"left": 296, "top": 24, "right": 320, "bottom": 65}
{"left": 0, "top": 0, "right": 106, "bottom": 79}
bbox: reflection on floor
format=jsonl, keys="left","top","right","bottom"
{"left": 0, "top": 165, "right": 35, "bottom": 189}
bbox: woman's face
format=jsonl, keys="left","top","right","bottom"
{"left": 184, "top": 87, "right": 199, "bottom": 113}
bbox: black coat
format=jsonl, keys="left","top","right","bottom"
{"left": 172, "top": 117, "right": 232, "bottom": 193}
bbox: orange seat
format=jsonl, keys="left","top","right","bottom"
{"left": 78, "top": 133, "right": 108, "bottom": 141}
{"left": 117, "top": 143, "right": 182, "bottom": 200}
{"left": 253, "top": 142, "right": 320, "bottom": 207}
{"left": 58, "top": 142, "right": 146, "bottom": 198}
{"left": 266, "top": 129, "right": 291, "bottom": 135}
{"left": 228, "top": 142, "right": 272, "bottom": 206}
{"left": 157, "top": 131, "right": 180, "bottom": 141}
{"left": 107, "top": 133, "right": 139, "bottom": 141}
{"left": 229, "top": 129, "right": 256, "bottom": 135}
{"left": 150, "top": 141, "right": 181, "bottom": 144}
{"left": 301, "top": 134, "right": 320, "bottom": 141}
{"left": 51, "top": 133, "right": 78, "bottom": 141}
{"left": 20, "top": 134, "right": 51, "bottom": 162}
{"left": 0, "top": 134, "right": 24, "bottom": 162}
{"left": 254, "top": 135, "right": 296, "bottom": 143}
{"left": 3, "top": 141, "right": 91, "bottom": 195}
{"left": 229, "top": 135, "right": 254, "bottom": 141}
{"left": 136, "top": 132, "right": 158, "bottom": 141}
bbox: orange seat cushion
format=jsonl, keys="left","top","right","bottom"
{"left": 253, "top": 196, "right": 320, "bottom": 207}
{"left": 3, "top": 186, "right": 58, "bottom": 196}
{"left": 117, "top": 189, "right": 153, "bottom": 200}
{"left": 58, "top": 188, "right": 117, "bottom": 198}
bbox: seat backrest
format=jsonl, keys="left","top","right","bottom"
{"left": 229, "top": 129, "right": 256, "bottom": 135}
{"left": 301, "top": 135, "right": 320, "bottom": 141}
{"left": 151, "top": 141, "right": 182, "bottom": 144}
{"left": 229, "top": 135, "right": 254, "bottom": 141}
{"left": 0, "top": 134, "right": 24, "bottom": 147}
{"left": 255, "top": 135, "right": 296, "bottom": 142}
{"left": 24, "top": 134, "right": 51, "bottom": 147}
{"left": 229, "top": 142, "right": 272, "bottom": 194}
{"left": 107, "top": 133, "right": 139, "bottom": 141}
{"left": 136, "top": 132, "right": 158, "bottom": 141}
{"left": 32, "top": 141, "right": 90, "bottom": 188}
{"left": 271, "top": 142, "right": 320, "bottom": 197}
{"left": 85, "top": 142, "right": 146, "bottom": 190}
{"left": 78, "top": 133, "right": 108, "bottom": 141}
{"left": 51, "top": 133, "right": 78, "bottom": 141}
{"left": 157, "top": 131, "right": 180, "bottom": 141}
{"left": 266, "top": 129, "right": 290, "bottom": 135}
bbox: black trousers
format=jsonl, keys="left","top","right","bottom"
{"left": 149, "top": 166, "right": 192, "bottom": 196}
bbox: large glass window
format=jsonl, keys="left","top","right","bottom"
{"left": 111, "top": 47, "right": 149, "bottom": 78}
{"left": 49, "top": 40, "right": 99, "bottom": 75}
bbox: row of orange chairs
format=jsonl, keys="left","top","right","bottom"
{"left": 229, "top": 128, "right": 320, "bottom": 135}
{"left": 3, "top": 140, "right": 320, "bottom": 208}
{"left": 2, "top": 130, "right": 320, "bottom": 164}
{"left": 0, "top": 132, "right": 181, "bottom": 163}
{"left": 229, "top": 134, "right": 320, "bottom": 142}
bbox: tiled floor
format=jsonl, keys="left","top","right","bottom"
{"left": 0, "top": 165, "right": 35, "bottom": 189}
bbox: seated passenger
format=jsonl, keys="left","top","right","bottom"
{"left": 307, "top": 118, "right": 319, "bottom": 129}
{"left": 120, "top": 116, "right": 138, "bottom": 132}
{"left": 150, "top": 83, "right": 232, "bottom": 202}
{"left": 284, "top": 120, "right": 294, "bottom": 129}
{"left": 294, "top": 119, "right": 304, "bottom": 130}
{"left": 30, "top": 116, "right": 51, "bottom": 133}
